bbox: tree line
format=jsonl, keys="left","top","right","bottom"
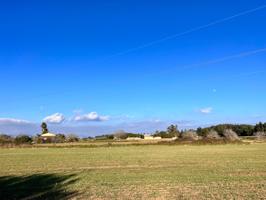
{"left": 83, "top": 122, "right": 266, "bottom": 140}
{"left": 0, "top": 122, "right": 265, "bottom": 145}
{"left": 0, "top": 133, "right": 80, "bottom": 145}
{"left": 196, "top": 122, "right": 266, "bottom": 137}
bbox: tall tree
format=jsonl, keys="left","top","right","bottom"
{"left": 41, "top": 122, "right": 49, "bottom": 134}
{"left": 255, "top": 122, "right": 264, "bottom": 132}
{"left": 167, "top": 125, "right": 180, "bottom": 137}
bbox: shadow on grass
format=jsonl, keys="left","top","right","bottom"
{"left": 0, "top": 173, "right": 79, "bottom": 200}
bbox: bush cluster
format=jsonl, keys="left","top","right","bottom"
{"left": 205, "top": 130, "right": 221, "bottom": 140}
{"left": 0, "top": 134, "right": 14, "bottom": 144}
{"left": 222, "top": 129, "right": 239, "bottom": 141}
{"left": 14, "top": 135, "right": 32, "bottom": 145}
{"left": 0, "top": 133, "right": 81, "bottom": 145}
{"left": 254, "top": 132, "right": 266, "bottom": 139}
{"left": 197, "top": 122, "right": 266, "bottom": 137}
{"left": 181, "top": 131, "right": 199, "bottom": 141}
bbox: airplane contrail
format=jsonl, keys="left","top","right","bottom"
{"left": 107, "top": 4, "right": 266, "bottom": 58}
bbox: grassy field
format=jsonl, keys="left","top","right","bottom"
{"left": 0, "top": 143, "right": 266, "bottom": 199}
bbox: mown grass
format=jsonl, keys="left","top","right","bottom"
{"left": 0, "top": 143, "right": 266, "bottom": 199}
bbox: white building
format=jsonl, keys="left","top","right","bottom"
{"left": 144, "top": 135, "right": 154, "bottom": 140}
{"left": 126, "top": 137, "right": 142, "bottom": 141}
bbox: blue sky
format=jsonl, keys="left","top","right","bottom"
{"left": 0, "top": 0, "right": 266, "bottom": 135}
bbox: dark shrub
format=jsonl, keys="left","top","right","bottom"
{"left": 126, "top": 133, "right": 144, "bottom": 139}
{"left": 197, "top": 127, "right": 210, "bottom": 137}
{"left": 0, "top": 134, "right": 13, "bottom": 144}
{"left": 153, "top": 131, "right": 177, "bottom": 138}
{"left": 14, "top": 135, "right": 32, "bottom": 145}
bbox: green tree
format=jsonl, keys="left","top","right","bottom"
{"left": 0, "top": 134, "right": 13, "bottom": 144}
{"left": 254, "top": 122, "right": 264, "bottom": 132}
{"left": 41, "top": 122, "right": 49, "bottom": 134}
{"left": 167, "top": 125, "right": 180, "bottom": 137}
{"left": 197, "top": 127, "right": 210, "bottom": 137}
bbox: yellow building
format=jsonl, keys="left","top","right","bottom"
{"left": 126, "top": 137, "right": 142, "bottom": 141}
{"left": 144, "top": 135, "right": 154, "bottom": 140}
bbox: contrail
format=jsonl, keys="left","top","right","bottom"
{"left": 203, "top": 69, "right": 266, "bottom": 83}
{"left": 153, "top": 47, "right": 266, "bottom": 76}
{"left": 4, "top": 48, "right": 266, "bottom": 111}
{"left": 181, "top": 47, "right": 266, "bottom": 70}
{"left": 107, "top": 4, "right": 266, "bottom": 58}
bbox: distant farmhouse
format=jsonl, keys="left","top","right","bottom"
{"left": 40, "top": 122, "right": 56, "bottom": 143}
{"left": 41, "top": 132, "right": 56, "bottom": 143}
{"left": 126, "top": 137, "right": 142, "bottom": 141}
{"left": 120, "top": 135, "right": 166, "bottom": 141}
{"left": 144, "top": 135, "right": 162, "bottom": 140}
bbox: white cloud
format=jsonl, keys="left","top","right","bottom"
{"left": 74, "top": 112, "right": 109, "bottom": 122}
{"left": 43, "top": 113, "right": 65, "bottom": 124}
{"left": 0, "top": 118, "right": 31, "bottom": 124}
{"left": 199, "top": 107, "right": 213, "bottom": 114}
